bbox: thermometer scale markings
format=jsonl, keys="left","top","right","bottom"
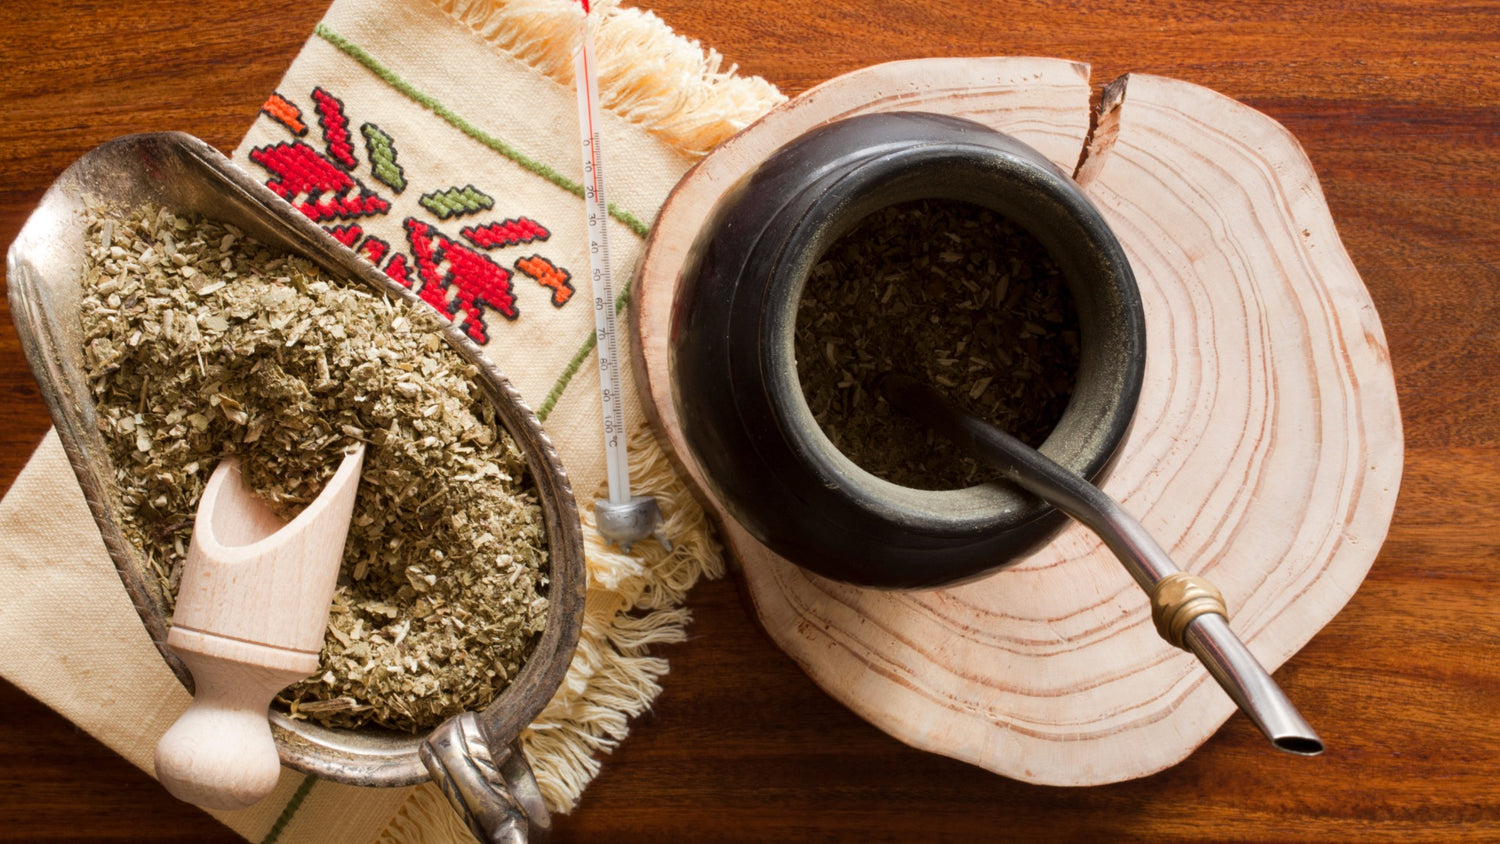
{"left": 574, "top": 7, "right": 630, "bottom": 505}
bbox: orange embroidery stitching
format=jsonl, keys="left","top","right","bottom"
{"left": 261, "top": 92, "right": 307, "bottom": 135}
{"left": 515, "top": 255, "right": 574, "bottom": 307}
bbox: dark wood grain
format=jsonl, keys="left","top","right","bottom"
{"left": 2, "top": 0, "right": 1496, "bottom": 841}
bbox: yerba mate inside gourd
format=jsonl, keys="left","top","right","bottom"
{"left": 79, "top": 204, "right": 548, "bottom": 733}
{"left": 795, "top": 199, "right": 1081, "bottom": 490}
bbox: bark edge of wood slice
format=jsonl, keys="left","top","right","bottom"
{"left": 630, "top": 57, "right": 1402, "bottom": 786}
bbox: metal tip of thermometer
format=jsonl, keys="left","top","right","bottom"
{"left": 596, "top": 496, "right": 670, "bottom": 553}
{"left": 575, "top": 1, "right": 667, "bottom": 554}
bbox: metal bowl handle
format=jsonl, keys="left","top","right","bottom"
{"left": 420, "top": 713, "right": 551, "bottom": 843}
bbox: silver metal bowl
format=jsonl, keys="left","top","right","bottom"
{"left": 7, "top": 132, "right": 585, "bottom": 842}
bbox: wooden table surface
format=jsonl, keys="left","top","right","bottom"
{"left": 2, "top": 0, "right": 1496, "bottom": 840}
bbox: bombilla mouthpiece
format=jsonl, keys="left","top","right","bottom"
{"left": 1181, "top": 613, "right": 1324, "bottom": 755}
{"left": 1147, "top": 573, "right": 1322, "bottom": 753}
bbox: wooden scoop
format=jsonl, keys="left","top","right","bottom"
{"left": 154, "top": 444, "right": 365, "bottom": 811}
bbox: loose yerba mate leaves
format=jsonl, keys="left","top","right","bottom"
{"left": 795, "top": 199, "right": 1081, "bottom": 490}
{"left": 79, "top": 203, "right": 549, "bottom": 733}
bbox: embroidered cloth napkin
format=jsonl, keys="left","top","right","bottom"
{"left": 0, "top": 0, "right": 782, "bottom": 840}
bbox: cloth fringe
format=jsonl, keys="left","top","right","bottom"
{"left": 525, "top": 422, "right": 724, "bottom": 812}
{"left": 372, "top": 783, "right": 478, "bottom": 844}
{"left": 376, "top": 425, "right": 725, "bottom": 843}
{"left": 431, "top": 0, "right": 786, "bottom": 156}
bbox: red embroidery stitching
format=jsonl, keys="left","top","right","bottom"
{"left": 385, "top": 252, "right": 412, "bottom": 288}
{"left": 312, "top": 87, "right": 358, "bottom": 171}
{"left": 253, "top": 85, "right": 581, "bottom": 345}
{"left": 262, "top": 93, "right": 307, "bottom": 135}
{"left": 462, "top": 218, "right": 550, "bottom": 249}
{"left": 325, "top": 223, "right": 363, "bottom": 247}
{"left": 359, "top": 236, "right": 391, "bottom": 266}
{"left": 514, "top": 255, "right": 574, "bottom": 307}
{"left": 405, "top": 218, "right": 518, "bottom": 343}
{"left": 250, "top": 141, "right": 391, "bottom": 223}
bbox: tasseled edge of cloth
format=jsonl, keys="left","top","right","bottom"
{"left": 375, "top": 425, "right": 727, "bottom": 844}
{"left": 524, "top": 422, "right": 727, "bottom": 810}
{"left": 432, "top": 0, "right": 786, "bottom": 156}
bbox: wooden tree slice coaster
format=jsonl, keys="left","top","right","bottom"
{"left": 631, "top": 57, "right": 1402, "bottom": 785}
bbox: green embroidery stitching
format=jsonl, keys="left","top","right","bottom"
{"left": 259, "top": 775, "right": 318, "bottom": 844}
{"left": 361, "top": 123, "right": 406, "bottom": 193}
{"left": 538, "top": 327, "right": 596, "bottom": 423}
{"left": 315, "top": 24, "right": 650, "bottom": 238}
{"left": 537, "top": 280, "right": 632, "bottom": 422}
{"left": 419, "top": 185, "right": 496, "bottom": 219}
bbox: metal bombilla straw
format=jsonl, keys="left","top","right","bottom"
{"left": 881, "top": 374, "right": 1324, "bottom": 756}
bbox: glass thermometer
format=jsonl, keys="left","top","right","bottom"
{"left": 573, "top": 1, "right": 665, "bottom": 551}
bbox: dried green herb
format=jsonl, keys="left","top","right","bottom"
{"left": 79, "top": 203, "right": 549, "bottom": 732}
{"left": 795, "top": 199, "right": 1081, "bottom": 490}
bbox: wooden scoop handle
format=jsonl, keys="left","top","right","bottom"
{"left": 154, "top": 445, "right": 364, "bottom": 810}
